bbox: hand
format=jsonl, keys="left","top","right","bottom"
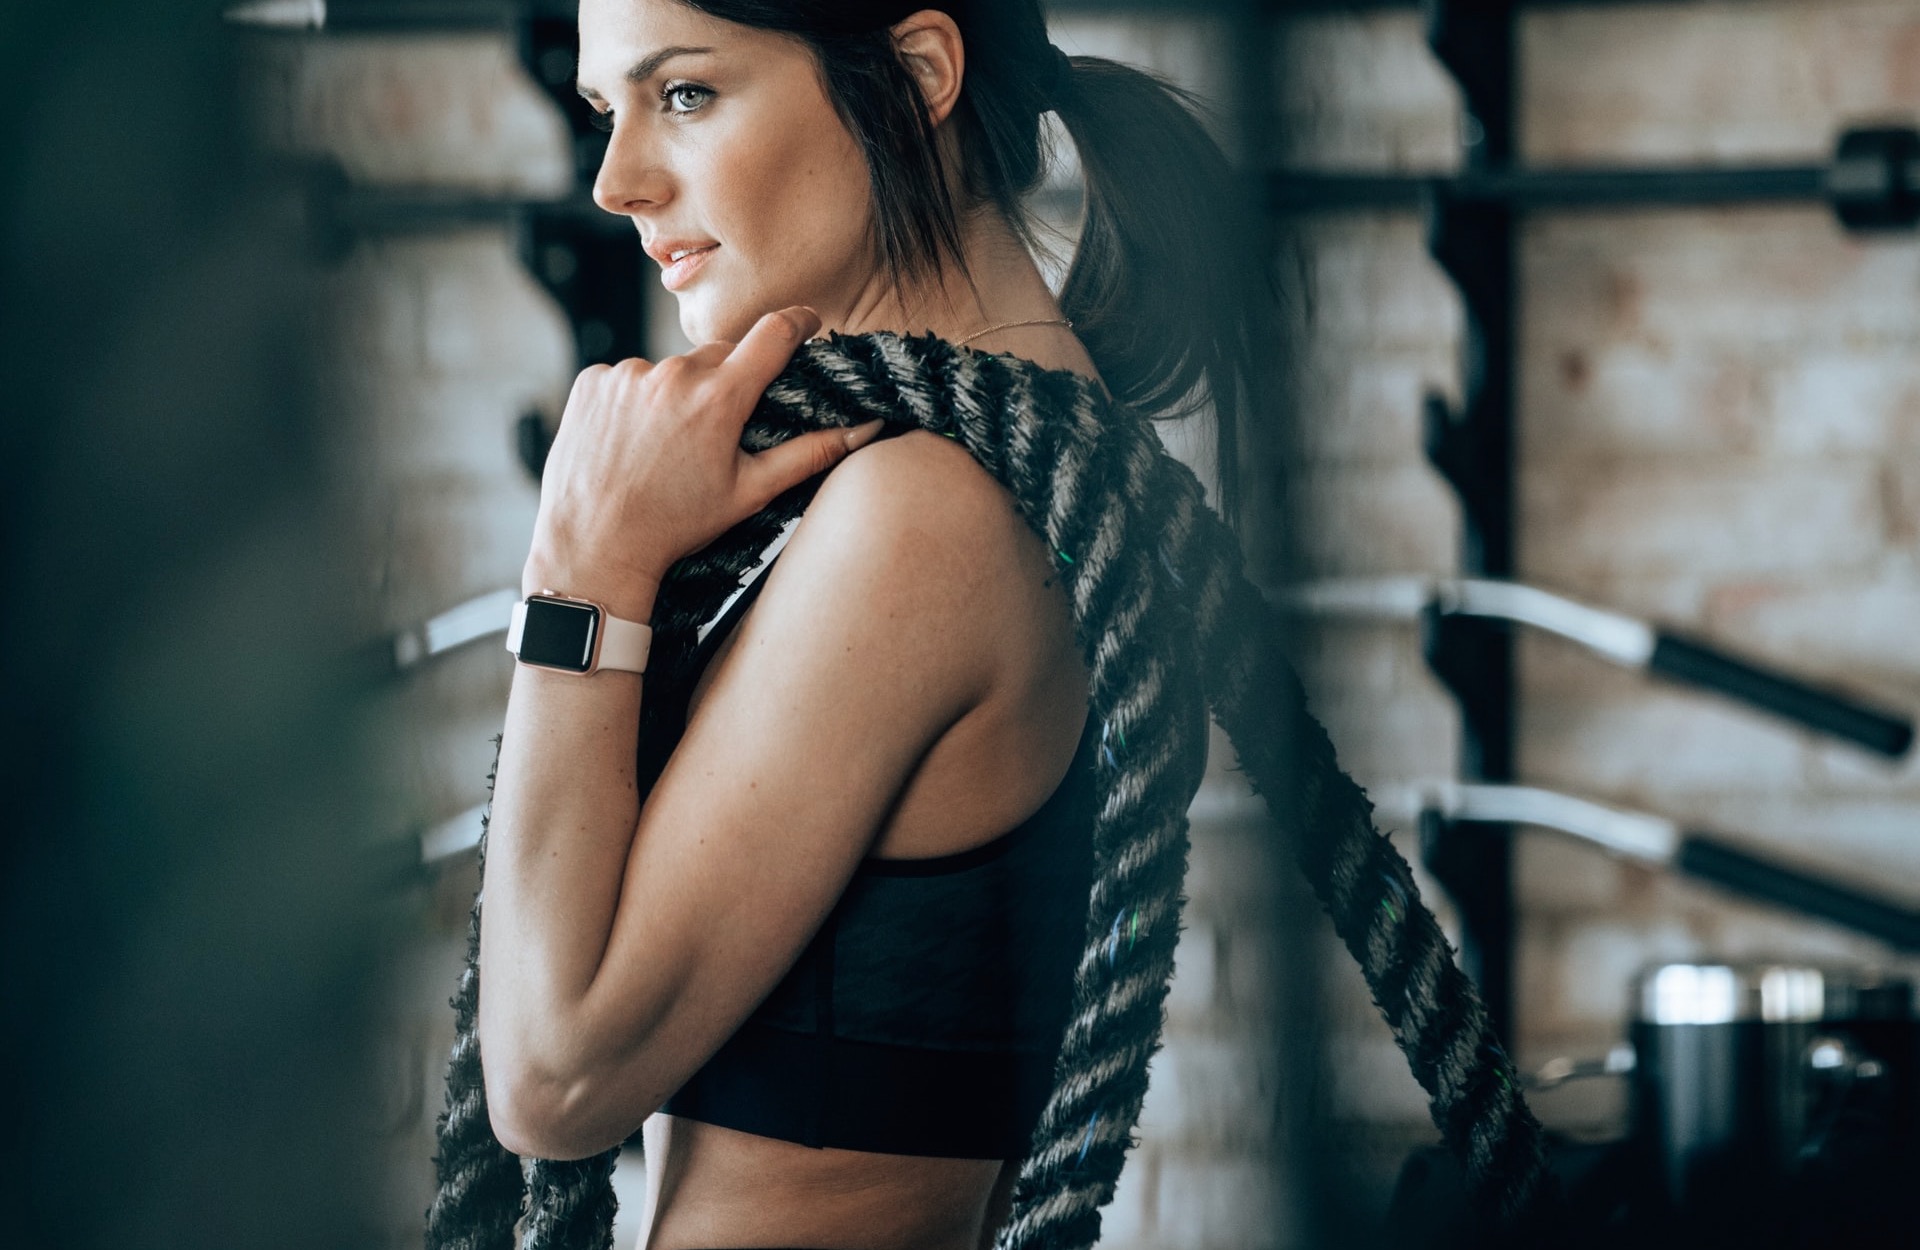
{"left": 524, "top": 307, "right": 887, "bottom": 619}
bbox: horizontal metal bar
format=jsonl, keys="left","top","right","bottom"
{"left": 1380, "top": 780, "right": 1681, "bottom": 862}
{"left": 228, "top": 0, "right": 1697, "bottom": 33}
{"left": 391, "top": 588, "right": 519, "bottom": 670}
{"left": 225, "top": 0, "right": 573, "bottom": 30}
{"left": 1274, "top": 576, "right": 1912, "bottom": 752}
{"left": 1269, "top": 164, "right": 1833, "bottom": 214}
{"left": 1381, "top": 780, "right": 1920, "bottom": 948}
{"left": 325, "top": 186, "right": 622, "bottom": 235}
{"left": 1269, "top": 576, "right": 1654, "bottom": 663}
{"left": 1650, "top": 632, "right": 1914, "bottom": 758}
{"left": 421, "top": 802, "right": 488, "bottom": 864}
{"left": 1677, "top": 835, "right": 1920, "bottom": 952}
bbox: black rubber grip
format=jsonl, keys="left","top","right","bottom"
{"left": 1650, "top": 632, "right": 1913, "bottom": 758}
{"left": 1676, "top": 836, "right": 1920, "bottom": 951}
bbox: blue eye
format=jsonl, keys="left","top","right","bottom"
{"left": 661, "top": 83, "right": 713, "bottom": 114}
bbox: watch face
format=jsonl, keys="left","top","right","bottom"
{"left": 518, "top": 596, "right": 600, "bottom": 672}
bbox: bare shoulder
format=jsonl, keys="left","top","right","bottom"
{"left": 743, "top": 428, "right": 1059, "bottom": 710}
{"left": 782, "top": 428, "right": 1041, "bottom": 601}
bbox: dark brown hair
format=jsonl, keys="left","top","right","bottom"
{"left": 678, "top": 0, "right": 1277, "bottom": 525}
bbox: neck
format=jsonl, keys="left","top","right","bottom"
{"left": 828, "top": 206, "right": 1064, "bottom": 345}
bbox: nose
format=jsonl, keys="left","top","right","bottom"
{"left": 590, "top": 122, "right": 673, "bottom": 217}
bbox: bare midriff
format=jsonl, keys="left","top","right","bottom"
{"left": 638, "top": 1114, "right": 1014, "bottom": 1250}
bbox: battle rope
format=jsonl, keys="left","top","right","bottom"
{"left": 426, "top": 330, "right": 1554, "bottom": 1250}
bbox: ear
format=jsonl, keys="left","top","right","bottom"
{"left": 890, "top": 9, "right": 965, "bottom": 127}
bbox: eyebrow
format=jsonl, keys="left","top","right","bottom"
{"left": 576, "top": 45, "right": 717, "bottom": 102}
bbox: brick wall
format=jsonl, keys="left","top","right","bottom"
{"left": 1513, "top": 0, "right": 1920, "bottom": 1133}
{"left": 1272, "top": 0, "right": 1920, "bottom": 1162}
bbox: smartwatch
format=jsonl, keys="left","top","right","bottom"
{"left": 505, "top": 592, "right": 652, "bottom": 675}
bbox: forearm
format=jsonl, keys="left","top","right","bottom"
{"left": 478, "top": 571, "right": 660, "bottom": 1087}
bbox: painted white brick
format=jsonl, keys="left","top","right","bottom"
{"left": 1287, "top": 626, "right": 1474, "bottom": 798}
{"left": 1222, "top": 923, "right": 1285, "bottom": 1024}
{"left": 1326, "top": 1032, "right": 1441, "bottom": 1125}
{"left": 1886, "top": 454, "right": 1920, "bottom": 548}
{"left": 1291, "top": 216, "right": 1466, "bottom": 352}
{"left": 1184, "top": 819, "right": 1286, "bottom": 924}
{"left": 1519, "top": 456, "right": 1886, "bottom": 580}
{"left": 1282, "top": 344, "right": 1459, "bottom": 464}
{"left": 1514, "top": 831, "right": 1635, "bottom": 914}
{"left": 418, "top": 230, "right": 577, "bottom": 381}
{"left": 1155, "top": 1154, "right": 1294, "bottom": 1250}
{"left": 1519, "top": 340, "right": 1765, "bottom": 463}
{"left": 375, "top": 472, "right": 540, "bottom": 623}
{"left": 1050, "top": 15, "right": 1233, "bottom": 129}
{"left": 374, "top": 646, "right": 515, "bottom": 822}
{"left": 1517, "top": 678, "right": 1817, "bottom": 799}
{"left": 354, "top": 373, "right": 555, "bottom": 488}
{"left": 1138, "top": 1035, "right": 1280, "bottom": 1149}
{"left": 1761, "top": 351, "right": 1920, "bottom": 456}
{"left": 1701, "top": 573, "right": 1920, "bottom": 689}
{"left": 1273, "top": 12, "right": 1464, "bottom": 172}
{"left": 1807, "top": 735, "right": 1920, "bottom": 795}
{"left": 1166, "top": 922, "right": 1222, "bottom": 1022}
{"left": 1098, "top": 1143, "right": 1158, "bottom": 1248}
{"left": 1521, "top": 0, "right": 1920, "bottom": 165}
{"left": 1278, "top": 460, "right": 1463, "bottom": 578}
{"left": 1524, "top": 211, "right": 1920, "bottom": 351}
{"left": 243, "top": 32, "right": 571, "bottom": 194}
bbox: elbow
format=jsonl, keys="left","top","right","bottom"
{"left": 475, "top": 986, "right": 678, "bottom": 1158}
{"left": 479, "top": 1024, "right": 654, "bottom": 1160}
{"left": 476, "top": 1019, "right": 604, "bottom": 1159}
{"left": 483, "top": 1059, "right": 614, "bottom": 1161}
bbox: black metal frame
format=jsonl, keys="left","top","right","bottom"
{"left": 516, "top": 11, "right": 648, "bottom": 371}
{"left": 1408, "top": 0, "right": 1522, "bottom": 1045}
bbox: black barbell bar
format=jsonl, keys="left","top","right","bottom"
{"left": 1269, "top": 125, "right": 1920, "bottom": 231}
{"left": 1405, "top": 782, "right": 1920, "bottom": 952}
{"left": 1272, "top": 575, "right": 1915, "bottom": 758}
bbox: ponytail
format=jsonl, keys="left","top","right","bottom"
{"left": 1048, "top": 54, "right": 1274, "bottom": 529}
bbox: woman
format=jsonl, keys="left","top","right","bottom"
{"left": 428, "top": 2, "right": 1548, "bottom": 1249}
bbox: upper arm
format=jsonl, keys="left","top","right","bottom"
{"left": 541, "top": 433, "right": 1015, "bottom": 1151}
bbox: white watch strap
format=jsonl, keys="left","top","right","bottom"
{"left": 504, "top": 599, "right": 652, "bottom": 674}
{"left": 596, "top": 613, "right": 652, "bottom": 673}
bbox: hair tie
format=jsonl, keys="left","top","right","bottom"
{"left": 1042, "top": 43, "right": 1074, "bottom": 111}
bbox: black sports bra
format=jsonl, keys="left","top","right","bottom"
{"left": 652, "top": 548, "right": 1099, "bottom": 1159}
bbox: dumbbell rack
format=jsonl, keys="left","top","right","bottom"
{"left": 1261, "top": 0, "right": 1919, "bottom": 1050}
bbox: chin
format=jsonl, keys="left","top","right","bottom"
{"left": 676, "top": 293, "right": 747, "bottom": 349}
{"left": 689, "top": 298, "right": 803, "bottom": 351}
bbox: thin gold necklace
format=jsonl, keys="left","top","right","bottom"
{"left": 954, "top": 316, "right": 1074, "bottom": 347}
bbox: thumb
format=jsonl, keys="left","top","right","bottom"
{"left": 743, "top": 419, "right": 887, "bottom": 499}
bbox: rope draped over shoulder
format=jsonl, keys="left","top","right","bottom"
{"left": 425, "top": 330, "right": 1554, "bottom": 1250}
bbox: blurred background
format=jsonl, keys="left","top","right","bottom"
{"left": 9, "top": 1, "right": 1920, "bottom": 1247}
{"left": 1, "top": 2, "right": 389, "bottom": 1248}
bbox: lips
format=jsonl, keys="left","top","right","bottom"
{"left": 647, "top": 238, "right": 719, "bottom": 292}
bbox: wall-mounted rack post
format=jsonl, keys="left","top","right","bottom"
{"left": 1416, "top": 0, "right": 1522, "bottom": 1045}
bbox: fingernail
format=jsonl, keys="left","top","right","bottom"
{"left": 843, "top": 418, "right": 885, "bottom": 449}
{"left": 790, "top": 306, "right": 823, "bottom": 338}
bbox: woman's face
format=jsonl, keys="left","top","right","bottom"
{"left": 577, "top": 0, "right": 883, "bottom": 345}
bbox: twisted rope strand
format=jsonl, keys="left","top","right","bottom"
{"left": 425, "top": 331, "right": 1552, "bottom": 1250}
